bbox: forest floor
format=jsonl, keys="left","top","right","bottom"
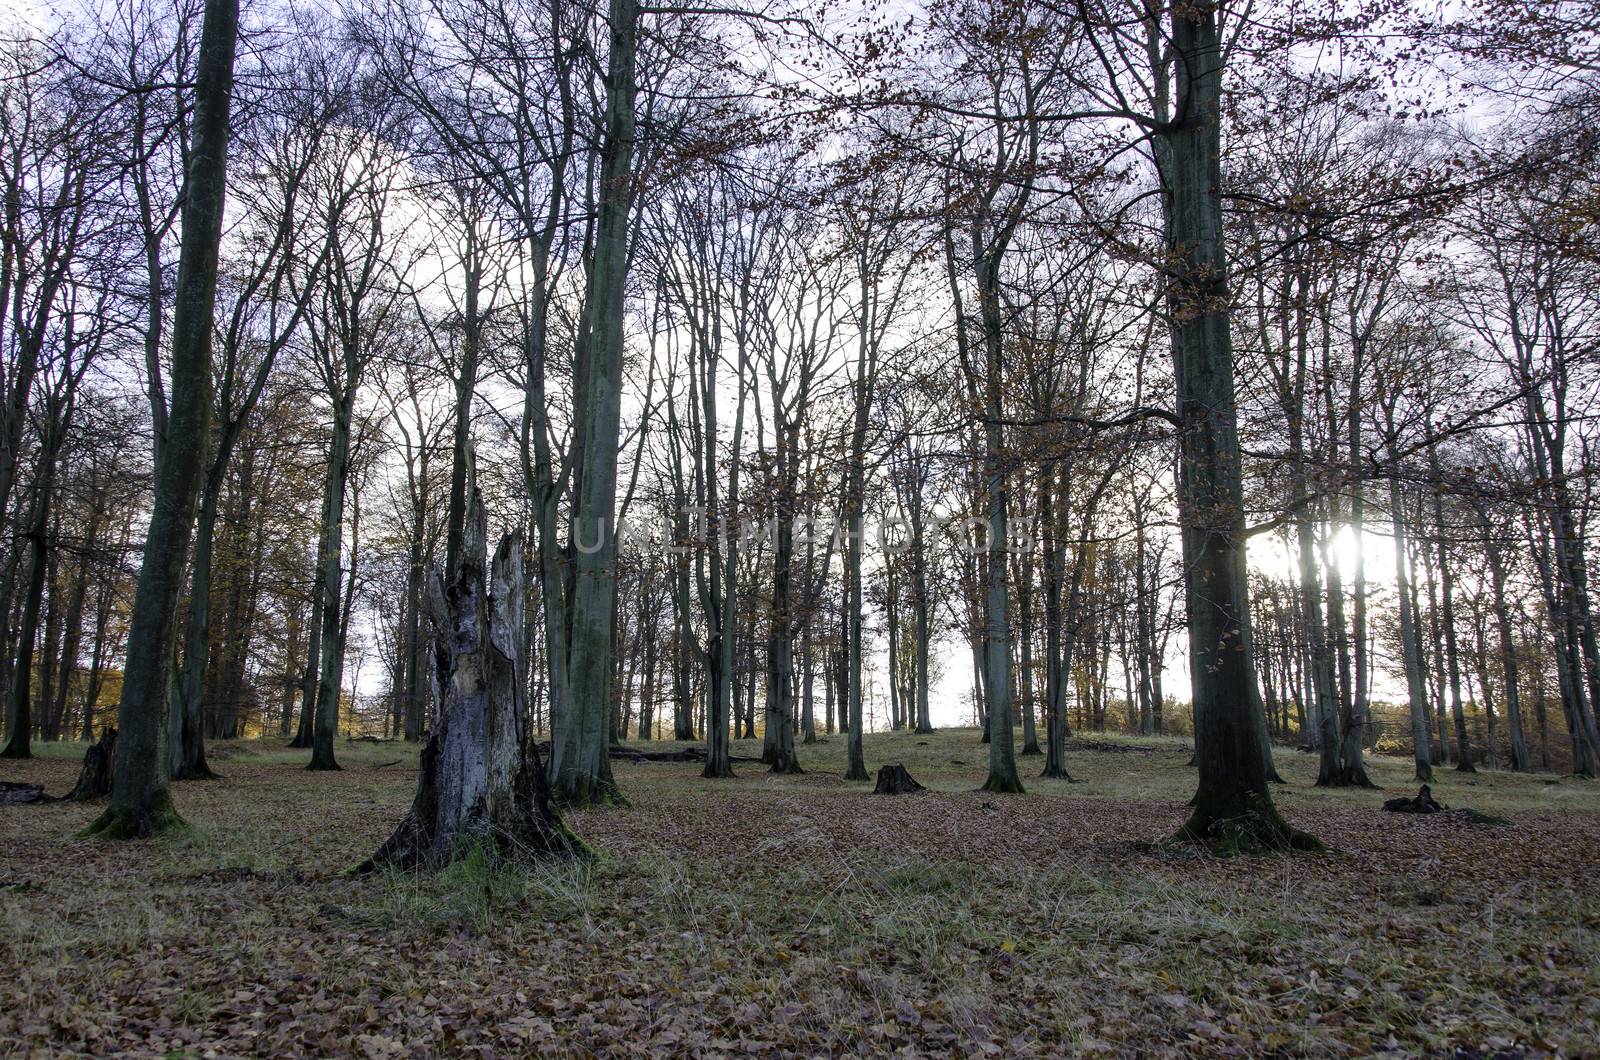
{"left": 2, "top": 729, "right": 1598, "bottom": 1057}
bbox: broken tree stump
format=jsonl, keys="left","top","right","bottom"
{"left": 1382, "top": 784, "right": 1444, "bottom": 814}
{"left": 873, "top": 763, "right": 925, "bottom": 795}
{"left": 359, "top": 490, "right": 584, "bottom": 872}
{"left": 66, "top": 727, "right": 117, "bottom": 801}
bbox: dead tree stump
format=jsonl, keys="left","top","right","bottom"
{"left": 66, "top": 727, "right": 117, "bottom": 801}
{"left": 873, "top": 763, "right": 925, "bottom": 794}
{"left": 1382, "top": 784, "right": 1444, "bottom": 814}
{"left": 359, "top": 490, "right": 584, "bottom": 872}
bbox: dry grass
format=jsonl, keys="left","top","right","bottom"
{"left": 1, "top": 729, "right": 1597, "bottom": 1056}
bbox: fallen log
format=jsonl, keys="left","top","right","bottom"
{"left": 532, "top": 741, "right": 763, "bottom": 764}
{"left": 608, "top": 745, "right": 707, "bottom": 763}
{"left": 0, "top": 782, "right": 45, "bottom": 805}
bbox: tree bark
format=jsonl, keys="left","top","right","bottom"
{"left": 973, "top": 252, "right": 1022, "bottom": 795}
{"left": 170, "top": 474, "right": 223, "bottom": 779}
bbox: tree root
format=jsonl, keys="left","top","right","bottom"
{"left": 1316, "top": 767, "right": 1380, "bottom": 789}
{"left": 553, "top": 775, "right": 630, "bottom": 809}
{"left": 1173, "top": 794, "right": 1323, "bottom": 855}
{"left": 980, "top": 771, "right": 1026, "bottom": 794}
{"left": 75, "top": 791, "right": 188, "bottom": 841}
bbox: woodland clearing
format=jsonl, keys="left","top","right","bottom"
{"left": 2, "top": 730, "right": 1598, "bottom": 1057}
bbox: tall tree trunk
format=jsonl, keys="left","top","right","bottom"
{"left": 1387, "top": 468, "right": 1435, "bottom": 781}
{"left": 911, "top": 514, "right": 933, "bottom": 734}
{"left": 555, "top": 0, "right": 636, "bottom": 806}
{"left": 843, "top": 346, "right": 871, "bottom": 783}
{"left": 638, "top": 594, "right": 657, "bottom": 741}
{"left": 801, "top": 621, "right": 817, "bottom": 743}
{"left": 2, "top": 445, "right": 59, "bottom": 758}
{"left": 1483, "top": 527, "right": 1530, "bottom": 771}
{"left": 280, "top": 600, "right": 303, "bottom": 737}
{"left": 1298, "top": 498, "right": 1340, "bottom": 785}
{"left": 52, "top": 531, "right": 90, "bottom": 742}
{"left": 673, "top": 596, "right": 694, "bottom": 740}
{"left": 80, "top": 514, "right": 128, "bottom": 741}
{"left": 974, "top": 253, "right": 1022, "bottom": 795}
{"left": 1017, "top": 544, "right": 1040, "bottom": 756}
{"left": 885, "top": 560, "right": 903, "bottom": 733}
{"left": 82, "top": 0, "right": 238, "bottom": 839}
{"left": 1468, "top": 612, "right": 1500, "bottom": 770}
{"left": 763, "top": 504, "right": 801, "bottom": 772}
{"left": 1341, "top": 393, "right": 1373, "bottom": 785}
{"left": 1418, "top": 540, "right": 1451, "bottom": 765}
{"left": 1424, "top": 440, "right": 1476, "bottom": 772}
{"left": 1134, "top": 513, "right": 1155, "bottom": 737}
{"left": 170, "top": 474, "right": 224, "bottom": 779}
{"left": 308, "top": 396, "right": 353, "bottom": 772}
{"left": 1040, "top": 464, "right": 1072, "bottom": 780}
{"left": 1161, "top": 2, "right": 1308, "bottom": 848}
{"left": 1528, "top": 513, "right": 1597, "bottom": 775}
{"left": 290, "top": 562, "right": 323, "bottom": 748}
{"left": 443, "top": 242, "right": 482, "bottom": 577}
{"left": 37, "top": 541, "right": 63, "bottom": 741}
{"left": 402, "top": 506, "right": 426, "bottom": 741}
